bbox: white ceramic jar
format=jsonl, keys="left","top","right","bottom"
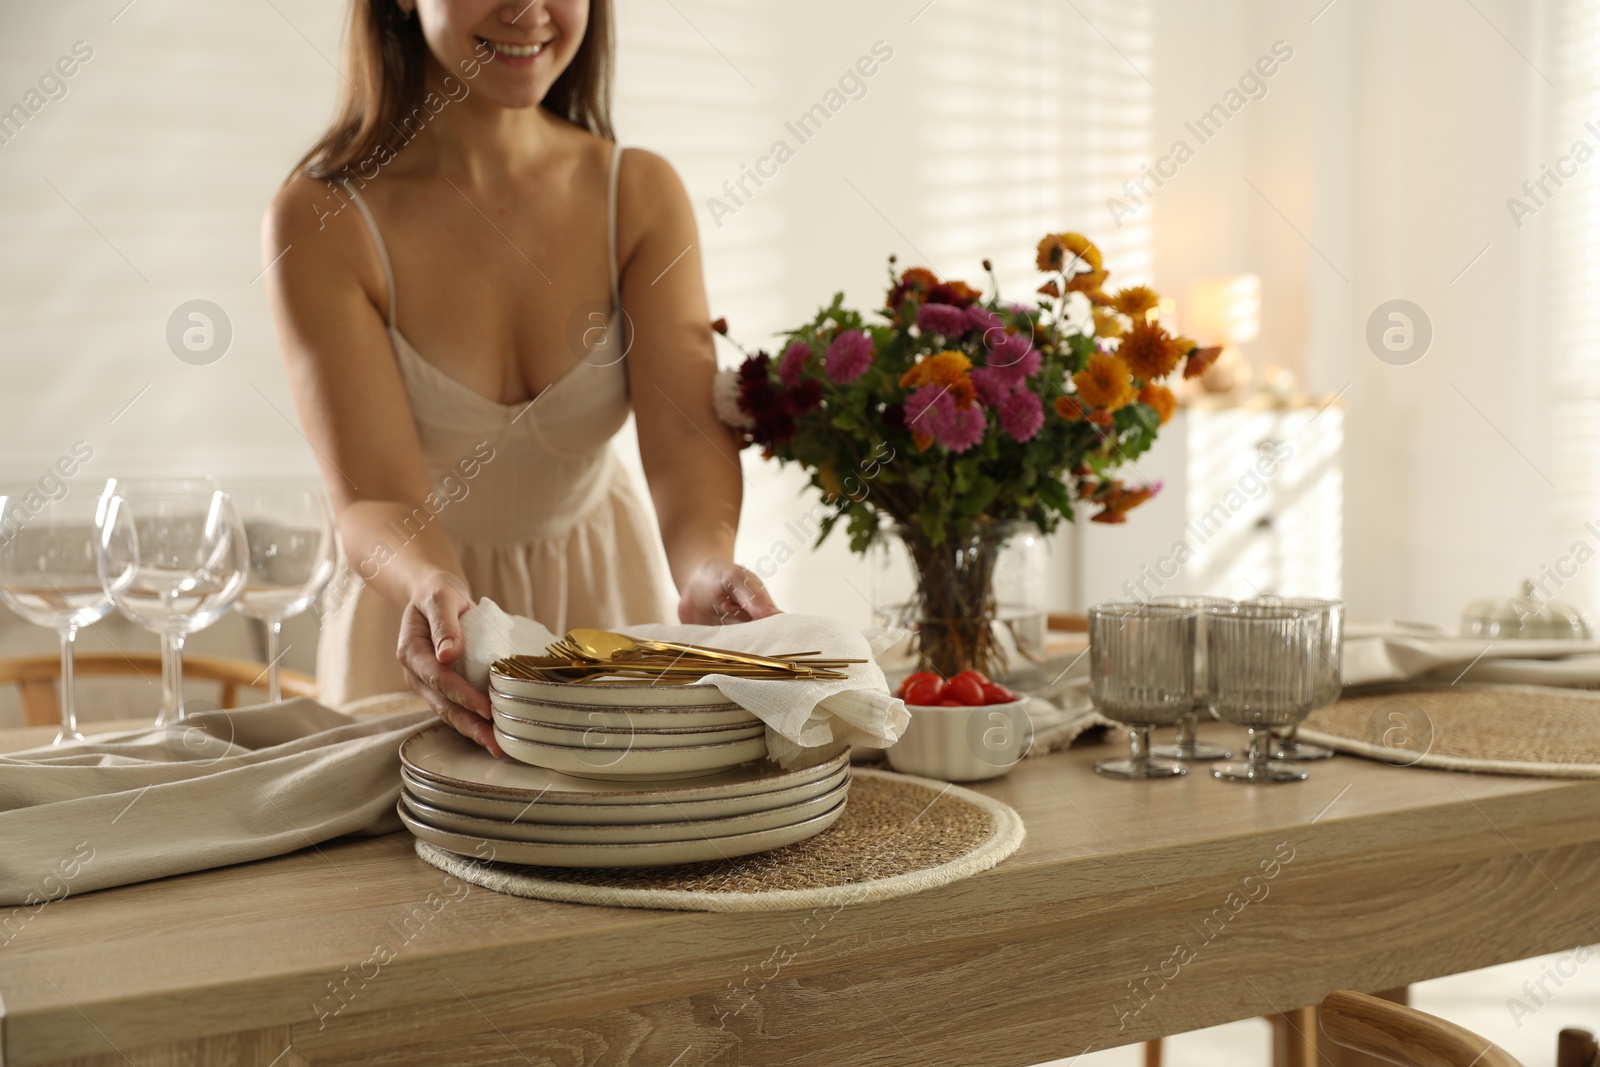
{"left": 885, "top": 697, "right": 1032, "bottom": 782}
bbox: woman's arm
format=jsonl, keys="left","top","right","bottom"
{"left": 262, "top": 177, "right": 498, "bottom": 753}
{"left": 616, "top": 149, "right": 779, "bottom": 623}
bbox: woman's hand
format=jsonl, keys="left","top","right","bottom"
{"left": 678, "top": 560, "right": 781, "bottom": 624}
{"left": 396, "top": 572, "right": 501, "bottom": 757}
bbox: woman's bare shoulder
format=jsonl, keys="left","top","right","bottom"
{"left": 262, "top": 173, "right": 385, "bottom": 302}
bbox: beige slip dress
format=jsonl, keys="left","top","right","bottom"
{"left": 316, "top": 142, "right": 678, "bottom": 704}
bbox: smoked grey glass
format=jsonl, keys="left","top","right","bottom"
{"left": 1088, "top": 603, "right": 1195, "bottom": 780}
{"left": 1244, "top": 596, "right": 1344, "bottom": 761}
{"left": 1149, "top": 595, "right": 1236, "bottom": 761}
{"left": 1207, "top": 605, "right": 1318, "bottom": 783}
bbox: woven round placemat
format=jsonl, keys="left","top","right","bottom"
{"left": 412, "top": 767, "right": 1025, "bottom": 912}
{"left": 1297, "top": 683, "right": 1600, "bottom": 776}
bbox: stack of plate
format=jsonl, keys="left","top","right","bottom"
{"left": 488, "top": 662, "right": 769, "bottom": 781}
{"left": 398, "top": 725, "right": 851, "bottom": 867}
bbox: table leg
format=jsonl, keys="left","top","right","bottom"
{"left": 1143, "top": 1038, "right": 1163, "bottom": 1067}
{"left": 1270, "top": 1006, "right": 1320, "bottom": 1067}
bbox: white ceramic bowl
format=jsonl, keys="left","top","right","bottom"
{"left": 885, "top": 697, "right": 1032, "bottom": 782}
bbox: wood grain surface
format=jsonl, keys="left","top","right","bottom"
{"left": 3, "top": 715, "right": 1597, "bottom": 1067}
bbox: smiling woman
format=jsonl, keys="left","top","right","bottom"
{"left": 262, "top": 0, "right": 779, "bottom": 755}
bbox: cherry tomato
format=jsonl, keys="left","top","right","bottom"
{"left": 950, "top": 669, "right": 990, "bottom": 688}
{"left": 897, "top": 671, "right": 942, "bottom": 699}
{"left": 937, "top": 699, "right": 964, "bottom": 707}
{"left": 981, "top": 682, "right": 1015, "bottom": 705}
{"left": 902, "top": 675, "right": 946, "bottom": 706}
{"left": 944, "top": 675, "right": 986, "bottom": 706}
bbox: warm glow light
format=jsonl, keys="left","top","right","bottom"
{"left": 1186, "top": 274, "right": 1261, "bottom": 346}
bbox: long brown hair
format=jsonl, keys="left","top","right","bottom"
{"left": 290, "top": 0, "right": 614, "bottom": 182}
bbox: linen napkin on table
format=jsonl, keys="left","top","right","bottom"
{"left": 0, "top": 700, "right": 432, "bottom": 906}
{"left": 460, "top": 599, "right": 910, "bottom": 767}
{"left": 1341, "top": 621, "right": 1600, "bottom": 688}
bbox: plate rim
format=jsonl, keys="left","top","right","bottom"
{"left": 399, "top": 777, "right": 849, "bottom": 842}
{"left": 399, "top": 723, "right": 850, "bottom": 803}
{"left": 397, "top": 793, "right": 849, "bottom": 868}
{"left": 400, "top": 764, "right": 851, "bottom": 821}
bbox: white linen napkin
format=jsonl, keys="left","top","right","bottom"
{"left": 459, "top": 599, "right": 909, "bottom": 767}
{"left": 1341, "top": 625, "right": 1600, "bottom": 688}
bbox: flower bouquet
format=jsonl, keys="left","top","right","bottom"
{"left": 712, "top": 232, "right": 1220, "bottom": 678}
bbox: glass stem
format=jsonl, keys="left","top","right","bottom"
{"left": 1246, "top": 727, "right": 1274, "bottom": 777}
{"left": 1129, "top": 724, "right": 1153, "bottom": 771}
{"left": 169, "top": 633, "right": 188, "bottom": 722}
{"left": 57, "top": 625, "right": 82, "bottom": 743}
{"left": 157, "top": 633, "right": 178, "bottom": 727}
{"left": 1176, "top": 711, "right": 1199, "bottom": 756}
{"left": 265, "top": 617, "right": 283, "bottom": 703}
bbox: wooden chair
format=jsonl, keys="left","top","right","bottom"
{"left": 1559, "top": 1028, "right": 1600, "bottom": 1067}
{"left": 0, "top": 652, "right": 318, "bottom": 727}
{"left": 1319, "top": 990, "right": 1521, "bottom": 1067}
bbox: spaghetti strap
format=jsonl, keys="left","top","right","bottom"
{"left": 607, "top": 142, "right": 623, "bottom": 310}
{"left": 339, "top": 179, "right": 398, "bottom": 330}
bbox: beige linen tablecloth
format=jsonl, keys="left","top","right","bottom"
{"left": 0, "top": 700, "right": 431, "bottom": 907}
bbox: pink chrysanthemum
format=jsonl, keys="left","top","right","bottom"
{"left": 934, "top": 403, "right": 988, "bottom": 453}
{"left": 987, "top": 331, "right": 1038, "bottom": 376}
{"left": 777, "top": 341, "right": 811, "bottom": 386}
{"left": 966, "top": 305, "right": 1006, "bottom": 340}
{"left": 969, "top": 365, "right": 1015, "bottom": 407}
{"left": 916, "top": 302, "right": 970, "bottom": 338}
{"left": 903, "top": 383, "right": 949, "bottom": 429}
{"left": 999, "top": 389, "right": 1044, "bottom": 442}
{"left": 824, "top": 330, "right": 875, "bottom": 383}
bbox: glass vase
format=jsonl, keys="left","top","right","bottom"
{"left": 872, "top": 520, "right": 1046, "bottom": 688}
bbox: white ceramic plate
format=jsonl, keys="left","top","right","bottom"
{"left": 398, "top": 795, "right": 848, "bottom": 867}
{"left": 489, "top": 666, "right": 730, "bottom": 707}
{"left": 401, "top": 765, "right": 851, "bottom": 824}
{"left": 400, "top": 723, "right": 849, "bottom": 804}
{"left": 400, "top": 779, "right": 849, "bottom": 844}
{"left": 489, "top": 690, "right": 760, "bottom": 730}
{"left": 495, "top": 727, "right": 770, "bottom": 780}
{"left": 491, "top": 709, "right": 765, "bottom": 749}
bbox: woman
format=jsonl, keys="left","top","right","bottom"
{"left": 264, "top": 0, "right": 777, "bottom": 755}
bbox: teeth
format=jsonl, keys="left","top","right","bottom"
{"left": 487, "top": 39, "right": 545, "bottom": 57}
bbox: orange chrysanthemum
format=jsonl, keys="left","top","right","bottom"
{"left": 887, "top": 266, "right": 941, "bottom": 310}
{"left": 1065, "top": 269, "right": 1110, "bottom": 298}
{"left": 912, "top": 431, "right": 934, "bottom": 452}
{"left": 1036, "top": 232, "right": 1104, "bottom": 274}
{"left": 1086, "top": 408, "right": 1114, "bottom": 426}
{"left": 900, "top": 350, "right": 977, "bottom": 408}
{"left": 1111, "top": 286, "right": 1160, "bottom": 319}
{"left": 1139, "top": 381, "right": 1177, "bottom": 425}
{"left": 1072, "top": 353, "right": 1137, "bottom": 412}
{"left": 1055, "top": 395, "right": 1087, "bottom": 421}
{"left": 1087, "top": 480, "right": 1160, "bottom": 524}
{"left": 1118, "top": 319, "right": 1188, "bottom": 381}
{"left": 1037, "top": 280, "right": 1061, "bottom": 298}
{"left": 1183, "top": 344, "right": 1223, "bottom": 380}
{"left": 1091, "top": 307, "right": 1126, "bottom": 340}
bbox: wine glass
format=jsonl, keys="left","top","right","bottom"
{"left": 1087, "top": 602, "right": 1195, "bottom": 779}
{"left": 1148, "top": 595, "right": 1237, "bottom": 761}
{"left": 0, "top": 493, "right": 115, "bottom": 743}
{"left": 1244, "top": 596, "right": 1344, "bottom": 760}
{"left": 1207, "top": 604, "right": 1319, "bottom": 783}
{"left": 96, "top": 485, "right": 248, "bottom": 724}
{"left": 229, "top": 486, "right": 336, "bottom": 702}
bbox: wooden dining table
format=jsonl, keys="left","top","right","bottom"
{"left": 3, "top": 710, "right": 1597, "bottom": 1067}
